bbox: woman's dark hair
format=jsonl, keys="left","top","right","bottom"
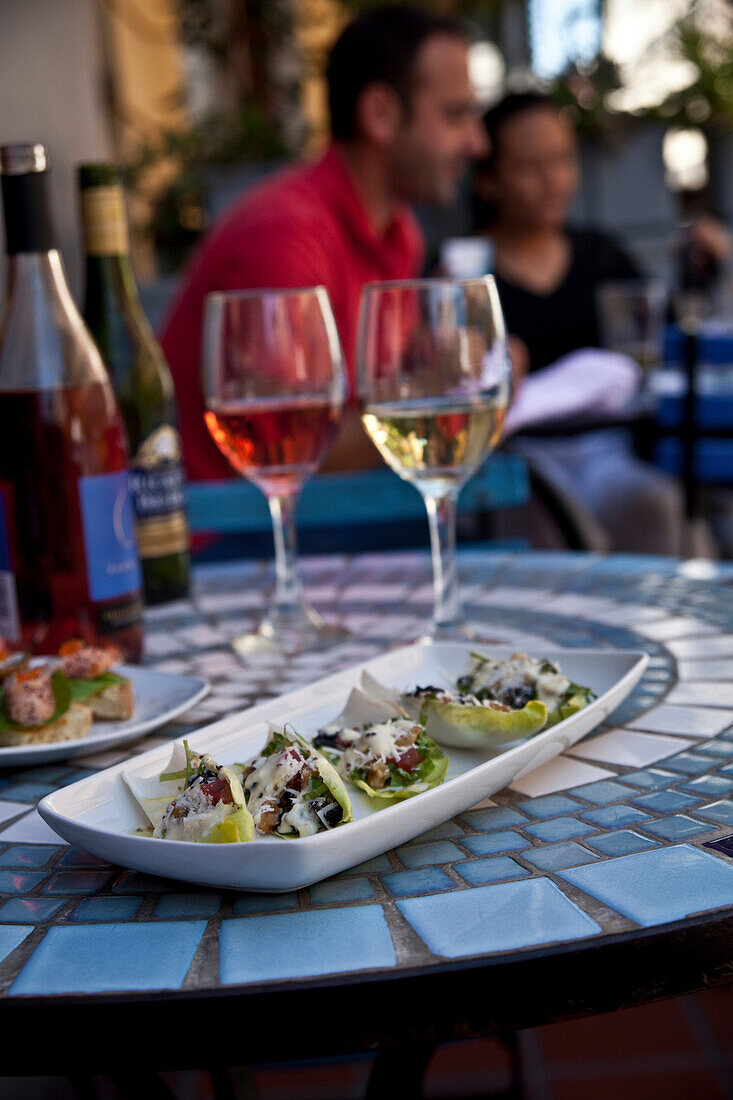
{"left": 472, "top": 92, "right": 561, "bottom": 228}
{"left": 326, "top": 5, "right": 468, "bottom": 142}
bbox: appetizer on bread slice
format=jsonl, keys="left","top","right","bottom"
{"left": 59, "top": 640, "right": 134, "bottom": 720}
{"left": 0, "top": 665, "right": 92, "bottom": 746}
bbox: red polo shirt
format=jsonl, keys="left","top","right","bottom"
{"left": 160, "top": 144, "right": 424, "bottom": 480}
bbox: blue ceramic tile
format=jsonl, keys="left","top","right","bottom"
{"left": 0, "top": 898, "right": 65, "bottom": 923}
{"left": 39, "top": 871, "right": 112, "bottom": 896}
{"left": 454, "top": 857, "right": 530, "bottom": 885}
{"left": 220, "top": 906, "right": 395, "bottom": 983}
{"left": 0, "top": 845, "right": 59, "bottom": 868}
{"left": 663, "top": 753, "right": 714, "bottom": 775}
{"left": 623, "top": 769, "right": 678, "bottom": 790}
{"left": 588, "top": 830, "right": 660, "bottom": 857}
{"left": 632, "top": 789, "right": 700, "bottom": 813}
{"left": 568, "top": 780, "right": 638, "bottom": 805}
{"left": 382, "top": 868, "right": 456, "bottom": 898}
{"left": 0, "top": 870, "right": 47, "bottom": 894}
{"left": 462, "top": 831, "right": 531, "bottom": 856}
{"left": 397, "top": 879, "right": 600, "bottom": 958}
{"left": 680, "top": 774, "right": 733, "bottom": 797}
{"left": 341, "top": 854, "right": 393, "bottom": 876}
{"left": 515, "top": 795, "right": 584, "bottom": 819}
{"left": 0, "top": 784, "right": 56, "bottom": 803}
{"left": 407, "top": 820, "right": 465, "bottom": 842}
{"left": 308, "top": 877, "right": 375, "bottom": 904}
{"left": 559, "top": 844, "right": 733, "bottom": 927}
{"left": 10, "top": 766, "right": 67, "bottom": 785}
{"left": 720, "top": 729, "right": 733, "bottom": 742}
{"left": 55, "top": 848, "right": 111, "bottom": 869}
{"left": 10, "top": 921, "right": 206, "bottom": 995}
{"left": 0, "top": 925, "right": 33, "bottom": 964}
{"left": 525, "top": 817, "right": 597, "bottom": 842}
{"left": 723, "top": 763, "right": 733, "bottom": 774}
{"left": 155, "top": 893, "right": 221, "bottom": 919}
{"left": 461, "top": 806, "right": 528, "bottom": 831}
{"left": 696, "top": 800, "right": 733, "bottom": 826}
{"left": 642, "top": 815, "right": 713, "bottom": 841}
{"left": 72, "top": 897, "right": 143, "bottom": 922}
{"left": 397, "top": 841, "right": 464, "bottom": 869}
{"left": 696, "top": 740, "right": 733, "bottom": 759}
{"left": 522, "top": 842, "right": 599, "bottom": 872}
{"left": 581, "top": 805, "right": 652, "bottom": 829}
{"left": 232, "top": 893, "right": 299, "bottom": 916}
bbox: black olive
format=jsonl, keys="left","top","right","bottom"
{"left": 314, "top": 730, "right": 339, "bottom": 748}
{"left": 312, "top": 798, "right": 343, "bottom": 828}
{"left": 501, "top": 685, "right": 534, "bottom": 709}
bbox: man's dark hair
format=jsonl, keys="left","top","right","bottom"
{"left": 327, "top": 4, "right": 469, "bottom": 142}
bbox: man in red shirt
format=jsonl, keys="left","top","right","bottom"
{"left": 161, "top": 5, "right": 488, "bottom": 479}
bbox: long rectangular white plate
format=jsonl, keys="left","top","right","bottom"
{"left": 0, "top": 666, "right": 210, "bottom": 767}
{"left": 39, "top": 643, "right": 648, "bottom": 891}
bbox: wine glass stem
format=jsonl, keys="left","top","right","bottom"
{"left": 267, "top": 491, "right": 303, "bottom": 616}
{"left": 424, "top": 490, "right": 463, "bottom": 631}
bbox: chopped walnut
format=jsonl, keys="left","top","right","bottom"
{"left": 367, "top": 760, "right": 390, "bottom": 788}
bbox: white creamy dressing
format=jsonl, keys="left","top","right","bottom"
{"left": 153, "top": 780, "right": 230, "bottom": 841}
{"left": 244, "top": 750, "right": 303, "bottom": 820}
{"left": 341, "top": 718, "right": 417, "bottom": 775}
{"left": 471, "top": 654, "right": 569, "bottom": 710}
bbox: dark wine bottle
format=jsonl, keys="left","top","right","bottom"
{"left": 79, "top": 164, "right": 190, "bottom": 606}
{"left": 0, "top": 144, "right": 144, "bottom": 659}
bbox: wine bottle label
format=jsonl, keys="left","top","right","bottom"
{"left": 130, "top": 426, "right": 189, "bottom": 559}
{"left": 0, "top": 493, "right": 21, "bottom": 643}
{"left": 77, "top": 470, "right": 142, "bottom": 600}
{"left": 80, "top": 186, "right": 129, "bottom": 256}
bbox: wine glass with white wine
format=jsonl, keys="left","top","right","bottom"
{"left": 358, "top": 277, "right": 511, "bottom": 641}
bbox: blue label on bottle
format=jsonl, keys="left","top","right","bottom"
{"left": 78, "top": 470, "right": 142, "bottom": 601}
{"left": 0, "top": 491, "right": 11, "bottom": 570}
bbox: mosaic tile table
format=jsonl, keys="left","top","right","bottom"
{"left": 1, "top": 549, "right": 733, "bottom": 1073}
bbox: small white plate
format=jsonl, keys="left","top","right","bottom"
{"left": 0, "top": 666, "right": 210, "bottom": 767}
{"left": 39, "top": 643, "right": 647, "bottom": 891}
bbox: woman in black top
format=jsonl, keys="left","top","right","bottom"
{"left": 470, "top": 92, "right": 712, "bottom": 556}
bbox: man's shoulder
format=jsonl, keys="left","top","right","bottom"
{"left": 216, "top": 160, "right": 335, "bottom": 240}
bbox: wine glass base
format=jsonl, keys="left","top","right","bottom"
{"left": 231, "top": 603, "right": 350, "bottom": 658}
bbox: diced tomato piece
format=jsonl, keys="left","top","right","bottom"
{"left": 0, "top": 639, "right": 9, "bottom": 661}
{"left": 396, "top": 746, "right": 422, "bottom": 772}
{"left": 59, "top": 639, "right": 85, "bottom": 657}
{"left": 200, "top": 778, "right": 234, "bottom": 805}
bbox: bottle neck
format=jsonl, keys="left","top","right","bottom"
{"left": 2, "top": 169, "right": 56, "bottom": 254}
{"left": 81, "top": 184, "right": 145, "bottom": 312}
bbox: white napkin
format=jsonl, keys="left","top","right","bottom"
{"left": 505, "top": 348, "right": 641, "bottom": 435}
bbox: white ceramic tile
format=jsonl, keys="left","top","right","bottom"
{"left": 75, "top": 749, "right": 130, "bottom": 769}
{"left": 206, "top": 682, "right": 253, "bottom": 698}
{"left": 509, "top": 756, "right": 614, "bottom": 797}
{"left": 472, "top": 586, "right": 550, "bottom": 608}
{"left": 468, "top": 797, "right": 498, "bottom": 811}
{"left": 626, "top": 703, "right": 733, "bottom": 738}
{"left": 0, "top": 809, "right": 68, "bottom": 844}
{"left": 591, "top": 605, "right": 667, "bottom": 626}
{"left": 408, "top": 582, "right": 435, "bottom": 603}
{"left": 567, "top": 728, "right": 695, "bottom": 766}
{"left": 177, "top": 624, "right": 227, "bottom": 648}
{"left": 0, "top": 799, "right": 32, "bottom": 827}
{"left": 666, "top": 634, "right": 733, "bottom": 660}
{"left": 664, "top": 682, "right": 733, "bottom": 708}
{"left": 341, "top": 583, "right": 410, "bottom": 602}
{"left": 540, "top": 594, "right": 613, "bottom": 617}
{"left": 144, "top": 634, "right": 184, "bottom": 658}
{"left": 636, "top": 616, "right": 719, "bottom": 641}
{"left": 196, "top": 590, "right": 268, "bottom": 612}
{"left": 678, "top": 659, "right": 733, "bottom": 681}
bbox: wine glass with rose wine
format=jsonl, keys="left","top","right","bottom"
{"left": 358, "top": 277, "right": 510, "bottom": 641}
{"left": 202, "top": 286, "right": 347, "bottom": 655}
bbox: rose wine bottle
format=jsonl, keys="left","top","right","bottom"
{"left": 0, "top": 143, "right": 144, "bottom": 659}
{"left": 79, "top": 164, "right": 190, "bottom": 605}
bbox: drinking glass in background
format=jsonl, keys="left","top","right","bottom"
{"left": 596, "top": 279, "right": 668, "bottom": 386}
{"left": 202, "top": 287, "right": 347, "bottom": 655}
{"left": 358, "top": 277, "right": 511, "bottom": 641}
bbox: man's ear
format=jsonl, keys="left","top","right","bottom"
{"left": 355, "top": 82, "right": 405, "bottom": 147}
